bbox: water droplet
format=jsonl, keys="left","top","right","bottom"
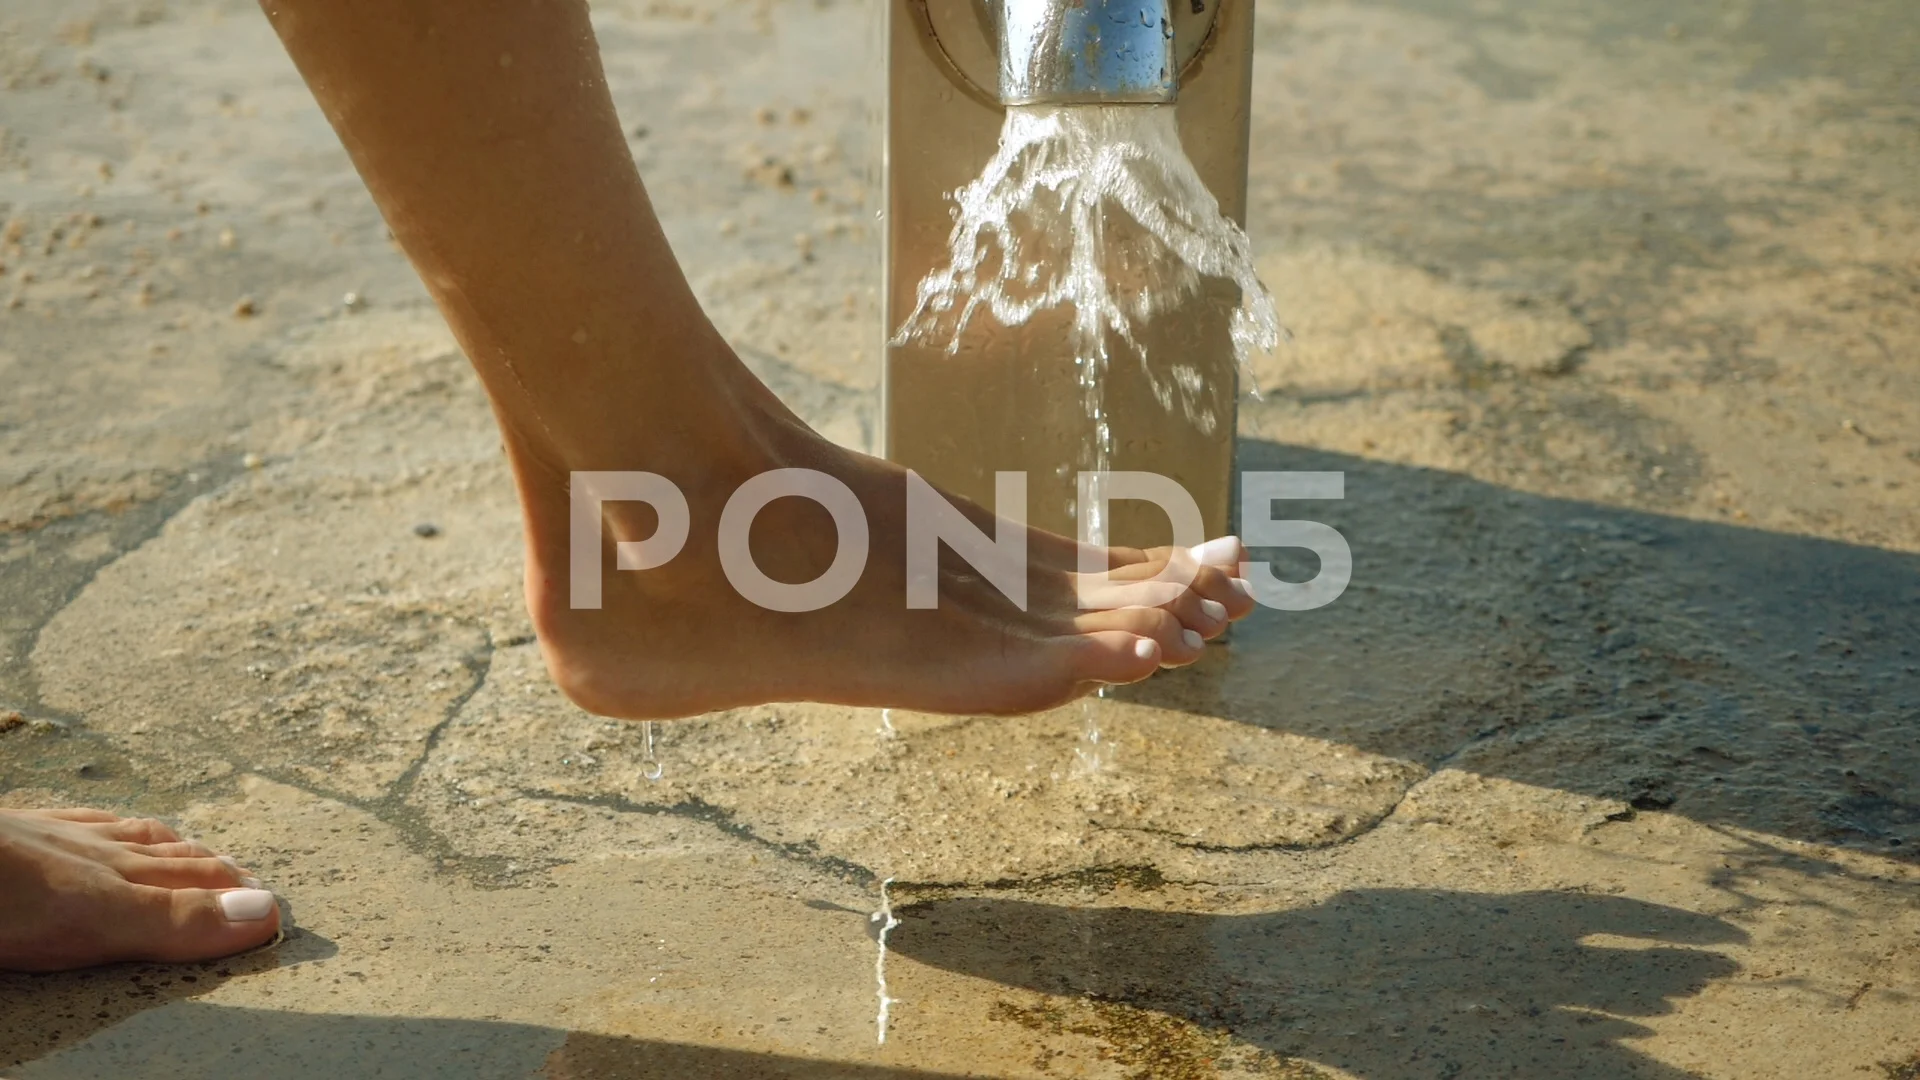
{"left": 640, "top": 720, "right": 663, "bottom": 782}
{"left": 1073, "top": 686, "right": 1114, "bottom": 776}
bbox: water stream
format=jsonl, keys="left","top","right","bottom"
{"left": 868, "top": 103, "right": 1278, "bottom": 1040}
{"left": 871, "top": 877, "right": 902, "bottom": 1044}
{"left": 894, "top": 103, "right": 1283, "bottom": 769}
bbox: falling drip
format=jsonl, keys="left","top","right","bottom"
{"left": 871, "top": 877, "right": 902, "bottom": 1045}
{"left": 877, "top": 708, "right": 897, "bottom": 739}
{"left": 1074, "top": 686, "right": 1115, "bottom": 776}
{"left": 640, "top": 720, "right": 663, "bottom": 782}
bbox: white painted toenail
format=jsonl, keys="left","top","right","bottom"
{"left": 1133, "top": 638, "right": 1157, "bottom": 661}
{"left": 1200, "top": 598, "right": 1226, "bottom": 621}
{"left": 1231, "top": 578, "right": 1254, "bottom": 600}
{"left": 1182, "top": 629, "right": 1204, "bottom": 650}
{"left": 1189, "top": 536, "right": 1241, "bottom": 566}
{"left": 240, "top": 875, "right": 263, "bottom": 890}
{"left": 218, "top": 889, "right": 276, "bottom": 922}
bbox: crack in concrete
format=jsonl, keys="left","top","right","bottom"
{"left": 386, "top": 638, "right": 495, "bottom": 805}
{"left": 239, "top": 624, "right": 541, "bottom": 885}
{"left": 509, "top": 788, "right": 1419, "bottom": 901}
{"left": 887, "top": 848, "right": 1386, "bottom": 901}
{"left": 1078, "top": 782, "right": 1423, "bottom": 856}
{"left": 0, "top": 459, "right": 244, "bottom": 721}
{"left": 1176, "top": 823, "right": 1399, "bottom": 855}
{"left": 891, "top": 864, "right": 1172, "bottom": 898}
{"left": 517, "top": 787, "right": 880, "bottom": 887}
{"left": 510, "top": 780, "right": 1434, "bottom": 901}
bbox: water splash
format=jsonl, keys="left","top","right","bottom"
{"left": 640, "top": 720, "right": 663, "bottom": 782}
{"left": 892, "top": 103, "right": 1285, "bottom": 419}
{"left": 877, "top": 707, "right": 897, "bottom": 739}
{"left": 871, "top": 877, "right": 902, "bottom": 1044}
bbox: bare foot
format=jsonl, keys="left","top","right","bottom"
{"left": 516, "top": 343, "right": 1259, "bottom": 721}
{"left": 0, "top": 808, "right": 280, "bottom": 973}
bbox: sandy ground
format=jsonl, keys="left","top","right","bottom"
{"left": 2, "top": 0, "right": 1918, "bottom": 1076}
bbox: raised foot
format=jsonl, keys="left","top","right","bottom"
{"left": 515, "top": 420, "right": 1259, "bottom": 721}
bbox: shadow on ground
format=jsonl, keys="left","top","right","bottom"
{"left": 893, "top": 888, "right": 1747, "bottom": 1080}
{"left": 1, "top": 889, "right": 1743, "bottom": 1080}
{"left": 0, "top": 1001, "right": 980, "bottom": 1080}
{"left": 1123, "top": 438, "right": 1920, "bottom": 860}
{"left": 0, "top": 925, "right": 336, "bottom": 1070}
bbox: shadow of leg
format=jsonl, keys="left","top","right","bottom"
{"left": 892, "top": 888, "right": 1746, "bottom": 1080}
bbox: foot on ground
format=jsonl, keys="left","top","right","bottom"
{"left": 0, "top": 808, "right": 280, "bottom": 973}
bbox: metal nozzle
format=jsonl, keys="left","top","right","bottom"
{"left": 996, "top": 0, "right": 1177, "bottom": 106}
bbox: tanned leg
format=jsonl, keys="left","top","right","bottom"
{"left": 258, "top": 0, "right": 1257, "bottom": 719}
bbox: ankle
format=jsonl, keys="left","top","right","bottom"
{"left": 499, "top": 332, "right": 791, "bottom": 496}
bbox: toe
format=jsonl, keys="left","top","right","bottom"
{"left": 1106, "top": 550, "right": 1178, "bottom": 584}
{"left": 1077, "top": 607, "right": 1205, "bottom": 668}
{"left": 93, "top": 817, "right": 182, "bottom": 845}
{"left": 1191, "top": 566, "right": 1257, "bottom": 624}
{"left": 1067, "top": 630, "right": 1164, "bottom": 687}
{"left": 1080, "top": 550, "right": 1203, "bottom": 612}
{"left": 1159, "top": 585, "right": 1228, "bottom": 639}
{"left": 112, "top": 886, "right": 281, "bottom": 965}
{"left": 115, "top": 854, "right": 247, "bottom": 890}
{"left": 1187, "top": 535, "right": 1246, "bottom": 569}
{"left": 1127, "top": 536, "right": 1243, "bottom": 576}
{"left": 132, "top": 840, "right": 218, "bottom": 860}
